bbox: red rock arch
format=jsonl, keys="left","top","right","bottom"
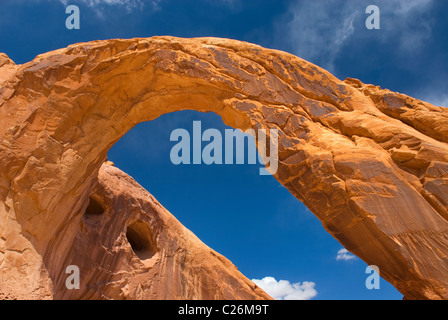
{"left": 0, "top": 37, "right": 448, "bottom": 299}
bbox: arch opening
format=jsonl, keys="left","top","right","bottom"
{"left": 107, "top": 110, "right": 403, "bottom": 300}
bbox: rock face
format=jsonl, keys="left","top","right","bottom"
{"left": 57, "top": 163, "right": 271, "bottom": 299}
{"left": 0, "top": 36, "right": 447, "bottom": 300}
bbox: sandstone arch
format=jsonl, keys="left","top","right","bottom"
{"left": 0, "top": 37, "right": 448, "bottom": 299}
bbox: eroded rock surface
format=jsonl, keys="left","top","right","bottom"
{"left": 0, "top": 37, "right": 447, "bottom": 299}
{"left": 55, "top": 163, "right": 270, "bottom": 299}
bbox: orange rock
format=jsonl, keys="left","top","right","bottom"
{"left": 57, "top": 163, "right": 270, "bottom": 299}
{"left": 0, "top": 37, "right": 447, "bottom": 299}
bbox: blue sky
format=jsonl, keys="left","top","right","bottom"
{"left": 1, "top": 0, "right": 447, "bottom": 300}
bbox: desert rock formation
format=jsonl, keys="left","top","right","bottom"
{"left": 0, "top": 37, "right": 447, "bottom": 299}
{"left": 59, "top": 163, "right": 270, "bottom": 299}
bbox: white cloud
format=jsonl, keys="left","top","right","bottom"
{"left": 58, "top": 0, "right": 237, "bottom": 12}
{"left": 252, "top": 276, "right": 317, "bottom": 300}
{"left": 281, "top": 0, "right": 435, "bottom": 72}
{"left": 396, "top": 0, "right": 432, "bottom": 13}
{"left": 58, "top": 0, "right": 148, "bottom": 12}
{"left": 336, "top": 248, "right": 356, "bottom": 261}
{"left": 284, "top": 0, "right": 359, "bottom": 72}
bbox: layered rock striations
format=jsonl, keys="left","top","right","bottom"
{"left": 0, "top": 37, "right": 447, "bottom": 299}
{"left": 58, "top": 163, "right": 271, "bottom": 299}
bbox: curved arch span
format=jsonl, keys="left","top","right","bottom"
{"left": 1, "top": 37, "right": 448, "bottom": 299}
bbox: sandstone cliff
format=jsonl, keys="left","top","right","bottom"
{"left": 0, "top": 37, "right": 447, "bottom": 299}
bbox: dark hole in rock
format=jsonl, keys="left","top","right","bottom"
{"left": 126, "top": 221, "right": 156, "bottom": 260}
{"left": 85, "top": 196, "right": 105, "bottom": 216}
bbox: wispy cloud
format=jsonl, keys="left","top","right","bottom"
{"left": 279, "top": 0, "right": 435, "bottom": 72}
{"left": 336, "top": 248, "right": 356, "bottom": 261}
{"left": 58, "top": 0, "right": 148, "bottom": 13}
{"left": 58, "top": 0, "right": 238, "bottom": 12}
{"left": 387, "top": 0, "right": 434, "bottom": 53}
{"left": 252, "top": 276, "right": 317, "bottom": 300}
{"left": 283, "top": 0, "right": 360, "bottom": 72}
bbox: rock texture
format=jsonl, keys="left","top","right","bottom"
{"left": 58, "top": 163, "right": 270, "bottom": 299}
{"left": 0, "top": 36, "right": 447, "bottom": 300}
